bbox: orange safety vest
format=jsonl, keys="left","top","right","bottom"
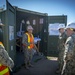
{"left": 26, "top": 33, "right": 34, "bottom": 49}
{"left": 0, "top": 42, "right": 10, "bottom": 75}
{"left": 0, "top": 42, "right": 4, "bottom": 48}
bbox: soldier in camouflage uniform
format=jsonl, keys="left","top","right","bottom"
{"left": 0, "top": 42, "right": 14, "bottom": 70}
{"left": 0, "top": 23, "right": 14, "bottom": 75}
{"left": 56, "top": 24, "right": 67, "bottom": 73}
{"left": 22, "top": 25, "right": 38, "bottom": 70}
{"left": 62, "top": 23, "right": 75, "bottom": 75}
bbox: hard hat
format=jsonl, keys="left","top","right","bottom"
{"left": 65, "top": 23, "right": 75, "bottom": 29}
{"left": 27, "top": 25, "right": 33, "bottom": 30}
{"left": 58, "top": 24, "right": 65, "bottom": 30}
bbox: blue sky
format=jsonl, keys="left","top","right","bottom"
{"left": 0, "top": 0, "right": 75, "bottom": 25}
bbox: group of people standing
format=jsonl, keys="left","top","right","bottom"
{"left": 0, "top": 24, "right": 39, "bottom": 75}
{"left": 57, "top": 23, "right": 75, "bottom": 75}
{"left": 1, "top": 21, "right": 75, "bottom": 75}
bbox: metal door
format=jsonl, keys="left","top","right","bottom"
{"left": 4, "top": 0, "right": 16, "bottom": 60}
{"left": 40, "top": 16, "right": 48, "bottom": 56}
{"left": 47, "top": 16, "right": 67, "bottom": 57}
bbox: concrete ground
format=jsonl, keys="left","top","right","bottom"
{"left": 13, "top": 52, "right": 59, "bottom": 75}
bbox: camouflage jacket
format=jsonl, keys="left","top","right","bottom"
{"left": 64, "top": 33, "right": 75, "bottom": 60}
{"left": 22, "top": 33, "right": 30, "bottom": 47}
{"left": 0, "top": 45, "right": 14, "bottom": 70}
{"left": 58, "top": 32, "right": 67, "bottom": 50}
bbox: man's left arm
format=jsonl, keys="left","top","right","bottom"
{"left": 0, "top": 46, "right": 14, "bottom": 70}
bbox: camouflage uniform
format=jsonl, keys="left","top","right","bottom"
{"left": 0, "top": 43, "right": 14, "bottom": 71}
{"left": 58, "top": 32, "right": 67, "bottom": 71}
{"left": 63, "top": 33, "right": 75, "bottom": 75}
{"left": 22, "top": 33, "right": 34, "bottom": 65}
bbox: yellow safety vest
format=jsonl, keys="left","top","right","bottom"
{"left": 0, "top": 42, "right": 9, "bottom": 75}
{"left": 0, "top": 64, "right": 9, "bottom": 75}
{"left": 0, "top": 42, "right": 4, "bottom": 48}
{"left": 26, "top": 33, "right": 34, "bottom": 49}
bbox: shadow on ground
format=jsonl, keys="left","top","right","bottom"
{"left": 13, "top": 51, "right": 59, "bottom": 75}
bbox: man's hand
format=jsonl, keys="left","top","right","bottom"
{"left": 34, "top": 44, "right": 39, "bottom": 52}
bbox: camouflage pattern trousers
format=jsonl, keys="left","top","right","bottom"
{"left": 63, "top": 59, "right": 75, "bottom": 75}
{"left": 23, "top": 48, "right": 33, "bottom": 65}
{"left": 58, "top": 48, "right": 64, "bottom": 71}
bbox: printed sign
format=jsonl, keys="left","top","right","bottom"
{"left": 48, "top": 23, "right": 59, "bottom": 35}
{"left": 9, "top": 26, "right": 14, "bottom": 40}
